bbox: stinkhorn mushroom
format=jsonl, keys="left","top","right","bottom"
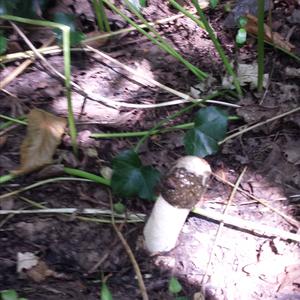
{"left": 143, "top": 156, "right": 211, "bottom": 253}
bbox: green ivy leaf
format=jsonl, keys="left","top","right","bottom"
{"left": 168, "top": 277, "right": 182, "bottom": 294}
{"left": 0, "top": 34, "right": 7, "bottom": 55}
{"left": 236, "top": 28, "right": 247, "bottom": 46}
{"left": 210, "top": 0, "right": 218, "bottom": 9}
{"left": 100, "top": 283, "right": 113, "bottom": 300}
{"left": 184, "top": 107, "right": 228, "bottom": 157}
{"left": 111, "top": 150, "right": 160, "bottom": 200}
{"left": 52, "top": 13, "right": 85, "bottom": 46}
{"left": 1, "top": 290, "right": 18, "bottom": 300}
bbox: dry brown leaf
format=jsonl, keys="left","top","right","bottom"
{"left": 12, "top": 109, "right": 67, "bottom": 175}
{"left": 245, "top": 14, "right": 295, "bottom": 52}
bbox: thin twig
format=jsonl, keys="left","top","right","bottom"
{"left": 193, "top": 207, "right": 300, "bottom": 243}
{"left": 213, "top": 173, "right": 300, "bottom": 228}
{"left": 86, "top": 45, "right": 240, "bottom": 108}
{"left": 0, "top": 207, "right": 145, "bottom": 222}
{"left": 8, "top": 22, "right": 237, "bottom": 110}
{"left": 0, "top": 35, "right": 55, "bottom": 89}
{"left": 1, "top": 11, "right": 196, "bottom": 63}
{"left": 0, "top": 177, "right": 91, "bottom": 200}
{"left": 201, "top": 167, "right": 247, "bottom": 284}
{"left": 108, "top": 191, "right": 149, "bottom": 300}
{"left": 219, "top": 106, "right": 300, "bottom": 145}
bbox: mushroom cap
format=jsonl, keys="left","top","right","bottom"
{"left": 161, "top": 156, "right": 211, "bottom": 209}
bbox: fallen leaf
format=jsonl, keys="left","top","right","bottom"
{"left": 17, "top": 252, "right": 64, "bottom": 283}
{"left": 12, "top": 109, "right": 67, "bottom": 175}
{"left": 223, "top": 63, "right": 269, "bottom": 89}
{"left": 17, "top": 252, "right": 39, "bottom": 273}
{"left": 245, "top": 14, "right": 295, "bottom": 52}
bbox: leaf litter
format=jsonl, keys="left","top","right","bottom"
{"left": 0, "top": 0, "right": 300, "bottom": 299}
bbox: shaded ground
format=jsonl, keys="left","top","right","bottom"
{"left": 1, "top": 0, "right": 300, "bottom": 299}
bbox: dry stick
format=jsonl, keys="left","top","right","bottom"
{"left": 8, "top": 21, "right": 88, "bottom": 97}
{"left": 85, "top": 45, "right": 240, "bottom": 109}
{"left": 193, "top": 208, "right": 300, "bottom": 243}
{"left": 108, "top": 191, "right": 149, "bottom": 300}
{"left": 1, "top": 10, "right": 199, "bottom": 63}
{"left": 213, "top": 173, "right": 300, "bottom": 228}
{"left": 0, "top": 35, "right": 55, "bottom": 89}
{"left": 8, "top": 22, "right": 232, "bottom": 110}
{"left": 201, "top": 167, "right": 247, "bottom": 285}
{"left": 7, "top": 25, "right": 236, "bottom": 110}
{"left": 0, "top": 207, "right": 145, "bottom": 222}
{"left": 8, "top": 22, "right": 236, "bottom": 110}
{"left": 219, "top": 106, "right": 300, "bottom": 145}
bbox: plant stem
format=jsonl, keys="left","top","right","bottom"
{"left": 134, "top": 92, "right": 222, "bottom": 152}
{"left": 92, "top": 0, "right": 111, "bottom": 32}
{"left": 257, "top": 0, "right": 265, "bottom": 92}
{"left": 104, "top": 0, "right": 207, "bottom": 80}
{"left": 171, "top": 0, "right": 242, "bottom": 96}
{"left": 0, "top": 114, "right": 26, "bottom": 125}
{"left": 63, "top": 167, "right": 110, "bottom": 185}
{"left": 0, "top": 15, "right": 78, "bottom": 156}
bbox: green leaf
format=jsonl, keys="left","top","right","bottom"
{"left": 1, "top": 290, "right": 18, "bottom": 300}
{"left": 111, "top": 150, "right": 160, "bottom": 200}
{"left": 100, "top": 283, "right": 113, "bottom": 300}
{"left": 168, "top": 277, "right": 182, "bottom": 294}
{"left": 113, "top": 201, "right": 126, "bottom": 214}
{"left": 0, "top": 34, "right": 7, "bottom": 55}
{"left": 139, "top": 0, "right": 147, "bottom": 7}
{"left": 184, "top": 107, "right": 228, "bottom": 157}
{"left": 52, "top": 13, "right": 85, "bottom": 46}
{"left": 210, "top": 0, "right": 218, "bottom": 9}
{"left": 236, "top": 28, "right": 247, "bottom": 46}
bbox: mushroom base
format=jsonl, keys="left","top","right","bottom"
{"left": 143, "top": 195, "right": 190, "bottom": 253}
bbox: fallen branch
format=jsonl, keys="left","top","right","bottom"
{"left": 193, "top": 207, "right": 300, "bottom": 243}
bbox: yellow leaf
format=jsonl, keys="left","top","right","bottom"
{"left": 12, "top": 109, "right": 67, "bottom": 175}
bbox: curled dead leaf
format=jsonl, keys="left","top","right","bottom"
{"left": 245, "top": 14, "right": 295, "bottom": 52}
{"left": 12, "top": 109, "right": 67, "bottom": 175}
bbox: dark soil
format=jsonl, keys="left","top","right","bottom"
{"left": 1, "top": 0, "right": 300, "bottom": 299}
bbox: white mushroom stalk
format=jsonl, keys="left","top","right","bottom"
{"left": 143, "top": 156, "right": 211, "bottom": 253}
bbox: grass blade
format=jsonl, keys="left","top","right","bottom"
{"left": 257, "top": 0, "right": 265, "bottom": 92}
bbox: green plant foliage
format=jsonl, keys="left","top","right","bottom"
{"left": 236, "top": 28, "right": 247, "bottom": 46}
{"left": 53, "top": 13, "right": 85, "bottom": 46}
{"left": 209, "top": 0, "right": 218, "bottom": 9}
{"left": 0, "top": 290, "right": 26, "bottom": 300}
{"left": 168, "top": 277, "right": 183, "bottom": 294}
{"left": 113, "top": 201, "right": 126, "bottom": 214}
{"left": 111, "top": 149, "right": 160, "bottom": 200}
{"left": 139, "top": 0, "right": 147, "bottom": 7}
{"left": 184, "top": 106, "right": 228, "bottom": 157}
{"left": 100, "top": 282, "right": 113, "bottom": 300}
{"left": 0, "top": 33, "right": 7, "bottom": 54}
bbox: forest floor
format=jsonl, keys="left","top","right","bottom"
{"left": 0, "top": 0, "right": 300, "bottom": 299}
